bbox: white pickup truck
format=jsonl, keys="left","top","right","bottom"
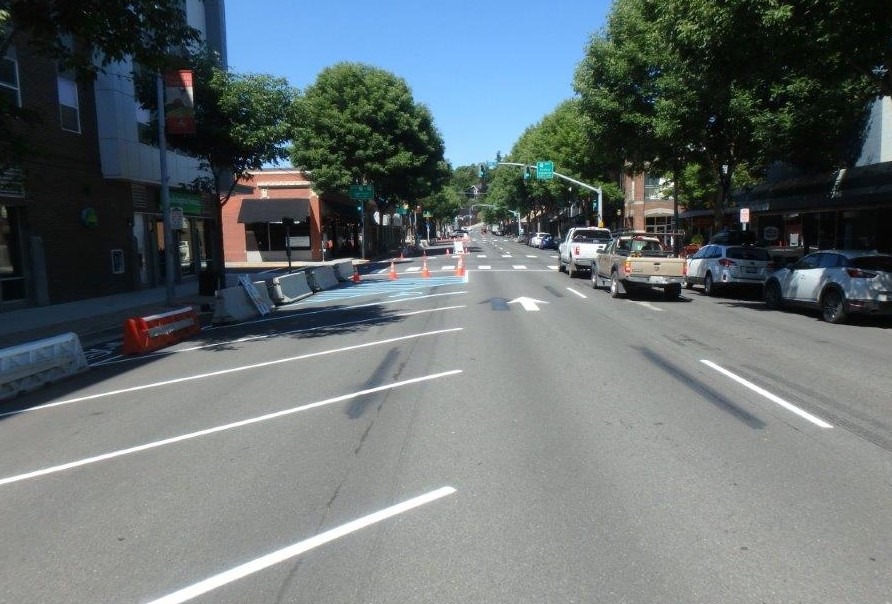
{"left": 558, "top": 227, "right": 612, "bottom": 278}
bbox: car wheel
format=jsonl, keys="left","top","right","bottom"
{"left": 821, "top": 287, "right": 848, "bottom": 324}
{"left": 703, "top": 272, "right": 716, "bottom": 296}
{"left": 664, "top": 284, "right": 681, "bottom": 300}
{"left": 763, "top": 280, "right": 783, "bottom": 310}
{"left": 591, "top": 268, "right": 599, "bottom": 289}
{"left": 610, "top": 271, "right": 623, "bottom": 298}
{"left": 567, "top": 261, "right": 576, "bottom": 278}
{"left": 684, "top": 280, "right": 694, "bottom": 290}
{"left": 558, "top": 259, "right": 564, "bottom": 273}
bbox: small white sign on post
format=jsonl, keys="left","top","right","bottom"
{"left": 739, "top": 208, "right": 750, "bottom": 225}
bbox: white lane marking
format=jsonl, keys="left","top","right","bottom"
{"left": 477, "top": 254, "right": 487, "bottom": 258}
{"left": 0, "top": 329, "right": 463, "bottom": 419}
{"left": 512, "top": 265, "right": 527, "bottom": 270}
{"left": 95, "top": 306, "right": 467, "bottom": 366}
{"left": 566, "top": 287, "right": 587, "bottom": 299}
{"left": 635, "top": 301, "right": 664, "bottom": 312}
{"left": 701, "top": 360, "right": 832, "bottom": 429}
{"left": 478, "top": 265, "right": 491, "bottom": 270}
{"left": 547, "top": 265, "right": 559, "bottom": 270}
{"left": 501, "top": 254, "right": 512, "bottom": 258}
{"left": 526, "top": 254, "right": 538, "bottom": 258}
{"left": 442, "top": 265, "right": 455, "bottom": 270}
{"left": 146, "top": 486, "right": 457, "bottom": 604}
{"left": 0, "top": 371, "right": 462, "bottom": 487}
{"left": 405, "top": 267, "right": 421, "bottom": 272}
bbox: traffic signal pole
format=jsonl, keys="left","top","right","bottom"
{"left": 497, "top": 162, "right": 604, "bottom": 227}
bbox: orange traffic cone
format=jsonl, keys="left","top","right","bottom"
{"left": 455, "top": 255, "right": 465, "bottom": 277}
{"left": 422, "top": 256, "right": 431, "bottom": 278}
{"left": 352, "top": 267, "right": 361, "bottom": 283}
{"left": 389, "top": 260, "right": 398, "bottom": 280}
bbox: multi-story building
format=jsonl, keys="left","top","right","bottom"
{"left": 0, "top": 0, "right": 226, "bottom": 309}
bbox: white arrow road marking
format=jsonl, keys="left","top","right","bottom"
{"left": 508, "top": 297, "right": 548, "bottom": 311}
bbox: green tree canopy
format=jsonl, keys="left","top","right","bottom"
{"left": 289, "top": 62, "right": 448, "bottom": 209}
{"left": 575, "top": 0, "right": 892, "bottom": 229}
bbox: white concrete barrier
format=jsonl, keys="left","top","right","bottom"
{"left": 212, "top": 286, "right": 265, "bottom": 324}
{"left": 270, "top": 271, "right": 314, "bottom": 305}
{"left": 1, "top": 332, "right": 88, "bottom": 400}
{"left": 307, "top": 265, "right": 339, "bottom": 292}
{"left": 332, "top": 259, "right": 356, "bottom": 282}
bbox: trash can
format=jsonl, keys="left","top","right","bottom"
{"left": 199, "top": 267, "right": 218, "bottom": 296}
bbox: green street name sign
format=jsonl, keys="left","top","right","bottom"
{"left": 349, "top": 184, "right": 375, "bottom": 200}
{"left": 536, "top": 161, "right": 554, "bottom": 180}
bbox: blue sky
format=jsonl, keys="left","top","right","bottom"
{"left": 224, "top": 0, "right": 612, "bottom": 169}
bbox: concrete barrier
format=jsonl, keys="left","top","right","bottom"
{"left": 332, "top": 259, "right": 356, "bottom": 282}
{"left": 212, "top": 286, "right": 265, "bottom": 324}
{"left": 269, "top": 271, "right": 314, "bottom": 305}
{"left": 1, "top": 332, "right": 88, "bottom": 400}
{"left": 307, "top": 265, "right": 339, "bottom": 292}
{"left": 122, "top": 306, "right": 202, "bottom": 355}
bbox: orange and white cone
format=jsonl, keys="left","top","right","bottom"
{"left": 352, "top": 267, "right": 361, "bottom": 283}
{"left": 389, "top": 260, "right": 398, "bottom": 280}
{"left": 455, "top": 254, "right": 465, "bottom": 277}
{"left": 421, "top": 256, "right": 431, "bottom": 278}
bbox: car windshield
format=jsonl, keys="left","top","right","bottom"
{"left": 727, "top": 247, "right": 771, "bottom": 261}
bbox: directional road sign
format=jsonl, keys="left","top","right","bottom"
{"left": 536, "top": 161, "right": 554, "bottom": 180}
{"left": 349, "top": 184, "right": 375, "bottom": 200}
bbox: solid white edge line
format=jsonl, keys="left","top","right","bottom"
{"left": 2, "top": 328, "right": 463, "bottom": 418}
{"left": 566, "top": 287, "right": 587, "bottom": 299}
{"left": 700, "top": 360, "right": 832, "bottom": 428}
{"left": 0, "top": 371, "right": 462, "bottom": 487}
{"left": 146, "top": 486, "right": 457, "bottom": 604}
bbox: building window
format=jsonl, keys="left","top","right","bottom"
{"left": 135, "top": 101, "right": 153, "bottom": 144}
{"left": 0, "top": 50, "right": 21, "bottom": 109}
{"left": 644, "top": 174, "right": 663, "bottom": 200}
{"left": 57, "top": 76, "right": 81, "bottom": 133}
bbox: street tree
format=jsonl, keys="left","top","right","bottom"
{"left": 137, "top": 50, "right": 298, "bottom": 287}
{"left": 290, "top": 62, "right": 448, "bottom": 252}
{"left": 575, "top": 0, "right": 892, "bottom": 232}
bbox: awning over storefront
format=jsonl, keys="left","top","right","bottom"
{"left": 237, "top": 198, "right": 309, "bottom": 223}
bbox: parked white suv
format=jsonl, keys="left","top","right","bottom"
{"left": 763, "top": 250, "right": 892, "bottom": 323}
{"left": 685, "top": 244, "right": 774, "bottom": 296}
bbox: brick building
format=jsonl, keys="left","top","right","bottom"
{"left": 0, "top": 0, "right": 226, "bottom": 309}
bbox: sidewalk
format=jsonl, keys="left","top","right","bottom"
{"left": 0, "top": 279, "right": 216, "bottom": 351}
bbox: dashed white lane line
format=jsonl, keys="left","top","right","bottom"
{"left": 511, "top": 265, "right": 527, "bottom": 270}
{"left": 635, "top": 301, "right": 664, "bottom": 312}
{"left": 147, "top": 486, "right": 457, "bottom": 604}
{"left": 701, "top": 360, "right": 832, "bottom": 428}
{"left": 566, "top": 287, "right": 587, "bottom": 299}
{"left": 0, "top": 370, "right": 463, "bottom": 487}
{"left": 1, "top": 329, "right": 463, "bottom": 418}
{"left": 478, "top": 265, "right": 492, "bottom": 270}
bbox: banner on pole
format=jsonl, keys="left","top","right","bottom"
{"left": 164, "top": 70, "right": 195, "bottom": 134}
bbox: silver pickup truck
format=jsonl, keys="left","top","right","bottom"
{"left": 558, "top": 227, "right": 612, "bottom": 278}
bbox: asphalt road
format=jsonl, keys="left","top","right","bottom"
{"left": 1, "top": 233, "right": 891, "bottom": 603}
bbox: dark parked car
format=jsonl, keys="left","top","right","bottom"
{"left": 539, "top": 234, "right": 559, "bottom": 250}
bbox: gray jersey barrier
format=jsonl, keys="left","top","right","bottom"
{"left": 1, "top": 332, "right": 88, "bottom": 400}
{"left": 306, "top": 265, "right": 339, "bottom": 292}
{"left": 269, "top": 271, "right": 314, "bottom": 305}
{"left": 332, "top": 259, "right": 356, "bottom": 282}
{"left": 212, "top": 278, "right": 273, "bottom": 324}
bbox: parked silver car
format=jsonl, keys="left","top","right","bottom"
{"left": 763, "top": 250, "right": 892, "bottom": 323}
{"left": 685, "top": 244, "right": 774, "bottom": 296}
